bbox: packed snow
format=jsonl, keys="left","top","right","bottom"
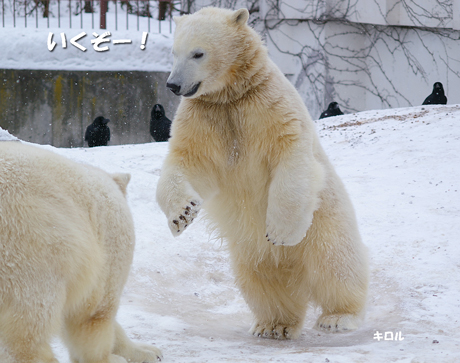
{"left": 2, "top": 104, "right": 458, "bottom": 362}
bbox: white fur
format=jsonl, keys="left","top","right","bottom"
{"left": 0, "top": 142, "right": 162, "bottom": 362}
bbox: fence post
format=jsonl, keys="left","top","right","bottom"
{"left": 100, "top": 0, "right": 107, "bottom": 29}
{"left": 158, "top": 0, "right": 168, "bottom": 21}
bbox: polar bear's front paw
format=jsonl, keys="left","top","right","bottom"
{"left": 266, "top": 218, "right": 310, "bottom": 247}
{"left": 265, "top": 205, "right": 313, "bottom": 246}
{"left": 169, "top": 200, "right": 201, "bottom": 236}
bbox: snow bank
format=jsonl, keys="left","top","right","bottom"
{"left": 0, "top": 27, "right": 173, "bottom": 71}
{"left": 0, "top": 128, "right": 19, "bottom": 141}
{"left": 0, "top": 7, "right": 174, "bottom": 72}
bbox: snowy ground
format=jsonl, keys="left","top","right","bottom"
{"left": 2, "top": 104, "right": 458, "bottom": 362}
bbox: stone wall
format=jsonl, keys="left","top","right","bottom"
{"left": 0, "top": 69, "right": 179, "bottom": 147}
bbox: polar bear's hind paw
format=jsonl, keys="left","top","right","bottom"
{"left": 250, "top": 322, "right": 301, "bottom": 340}
{"left": 314, "top": 313, "right": 360, "bottom": 333}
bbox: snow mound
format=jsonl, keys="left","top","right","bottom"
{"left": 0, "top": 127, "right": 19, "bottom": 141}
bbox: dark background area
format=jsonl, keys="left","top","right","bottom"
{"left": 0, "top": 69, "right": 179, "bottom": 147}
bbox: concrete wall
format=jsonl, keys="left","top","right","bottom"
{"left": 182, "top": 1, "right": 460, "bottom": 119}
{"left": 260, "top": 0, "right": 458, "bottom": 29}
{"left": 0, "top": 69, "right": 180, "bottom": 147}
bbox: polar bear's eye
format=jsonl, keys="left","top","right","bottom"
{"left": 193, "top": 52, "right": 204, "bottom": 59}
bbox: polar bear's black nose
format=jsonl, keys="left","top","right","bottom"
{"left": 167, "top": 83, "right": 181, "bottom": 96}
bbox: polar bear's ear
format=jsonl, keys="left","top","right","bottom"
{"left": 173, "top": 15, "right": 186, "bottom": 25}
{"left": 111, "top": 173, "right": 131, "bottom": 196}
{"left": 231, "top": 8, "right": 249, "bottom": 26}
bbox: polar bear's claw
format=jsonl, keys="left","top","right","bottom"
{"left": 250, "top": 322, "right": 298, "bottom": 340}
{"left": 266, "top": 220, "right": 309, "bottom": 246}
{"left": 267, "top": 234, "right": 284, "bottom": 246}
{"left": 314, "top": 313, "right": 360, "bottom": 333}
{"left": 266, "top": 230, "right": 288, "bottom": 246}
{"left": 169, "top": 200, "right": 201, "bottom": 236}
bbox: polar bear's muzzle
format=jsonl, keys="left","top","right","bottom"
{"left": 183, "top": 82, "right": 201, "bottom": 97}
{"left": 166, "top": 82, "right": 201, "bottom": 97}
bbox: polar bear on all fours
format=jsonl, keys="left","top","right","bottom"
{"left": 156, "top": 7, "right": 369, "bottom": 340}
{"left": 0, "top": 141, "right": 162, "bottom": 363}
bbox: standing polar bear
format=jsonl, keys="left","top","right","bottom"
{"left": 157, "top": 7, "right": 369, "bottom": 339}
{"left": 0, "top": 142, "right": 162, "bottom": 363}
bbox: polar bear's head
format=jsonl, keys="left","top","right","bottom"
{"left": 166, "top": 7, "right": 251, "bottom": 99}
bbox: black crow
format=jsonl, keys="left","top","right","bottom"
{"left": 85, "top": 116, "right": 110, "bottom": 147}
{"left": 150, "top": 104, "right": 172, "bottom": 142}
{"left": 422, "top": 82, "right": 447, "bottom": 105}
{"left": 319, "top": 102, "right": 344, "bottom": 119}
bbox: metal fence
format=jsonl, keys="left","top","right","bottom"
{"left": 1, "top": 0, "right": 177, "bottom": 32}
